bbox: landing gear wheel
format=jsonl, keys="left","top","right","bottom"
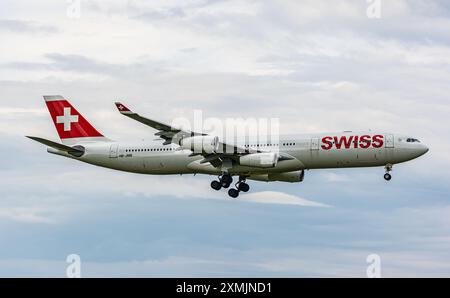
{"left": 211, "top": 180, "right": 222, "bottom": 190}
{"left": 238, "top": 182, "right": 250, "bottom": 192}
{"left": 384, "top": 173, "right": 392, "bottom": 181}
{"left": 220, "top": 174, "right": 233, "bottom": 187}
{"left": 228, "top": 188, "right": 239, "bottom": 198}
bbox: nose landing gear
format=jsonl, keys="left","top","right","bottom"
{"left": 384, "top": 164, "right": 393, "bottom": 181}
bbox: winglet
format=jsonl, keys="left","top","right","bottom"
{"left": 115, "top": 102, "right": 132, "bottom": 114}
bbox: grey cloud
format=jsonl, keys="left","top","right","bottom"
{"left": 4, "top": 53, "right": 169, "bottom": 79}
{"left": 1, "top": 0, "right": 450, "bottom": 277}
{"left": 86, "top": 0, "right": 226, "bottom": 21}
{"left": 0, "top": 19, "right": 57, "bottom": 34}
{"left": 0, "top": 180, "right": 449, "bottom": 276}
{"left": 130, "top": 0, "right": 450, "bottom": 46}
{"left": 134, "top": 7, "right": 186, "bottom": 21}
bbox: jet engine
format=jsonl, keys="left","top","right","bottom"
{"left": 180, "top": 136, "right": 219, "bottom": 154}
{"left": 249, "top": 170, "right": 305, "bottom": 183}
{"left": 239, "top": 152, "right": 278, "bottom": 168}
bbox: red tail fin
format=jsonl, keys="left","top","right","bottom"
{"left": 44, "top": 95, "right": 107, "bottom": 144}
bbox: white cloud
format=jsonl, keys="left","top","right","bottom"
{"left": 0, "top": 107, "right": 46, "bottom": 115}
{"left": 241, "top": 191, "right": 330, "bottom": 207}
{"left": 0, "top": 207, "right": 57, "bottom": 224}
{"left": 322, "top": 172, "right": 351, "bottom": 183}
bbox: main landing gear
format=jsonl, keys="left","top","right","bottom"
{"left": 211, "top": 174, "right": 250, "bottom": 198}
{"left": 384, "top": 164, "right": 393, "bottom": 181}
{"left": 228, "top": 177, "right": 250, "bottom": 198}
{"left": 211, "top": 173, "right": 233, "bottom": 191}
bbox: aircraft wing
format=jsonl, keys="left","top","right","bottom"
{"left": 114, "top": 102, "right": 281, "bottom": 168}
{"left": 115, "top": 102, "right": 206, "bottom": 145}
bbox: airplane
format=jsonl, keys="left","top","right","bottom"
{"left": 27, "top": 95, "right": 429, "bottom": 198}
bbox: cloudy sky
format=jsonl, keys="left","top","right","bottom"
{"left": 1, "top": 0, "right": 450, "bottom": 277}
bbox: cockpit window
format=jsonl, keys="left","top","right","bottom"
{"left": 406, "top": 138, "right": 420, "bottom": 143}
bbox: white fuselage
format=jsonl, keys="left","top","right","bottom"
{"left": 48, "top": 131, "right": 429, "bottom": 182}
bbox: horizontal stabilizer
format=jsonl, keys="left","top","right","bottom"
{"left": 26, "top": 136, "right": 85, "bottom": 157}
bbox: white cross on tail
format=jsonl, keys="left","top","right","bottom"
{"left": 56, "top": 107, "right": 79, "bottom": 131}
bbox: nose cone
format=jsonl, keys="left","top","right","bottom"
{"left": 417, "top": 144, "right": 429, "bottom": 157}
